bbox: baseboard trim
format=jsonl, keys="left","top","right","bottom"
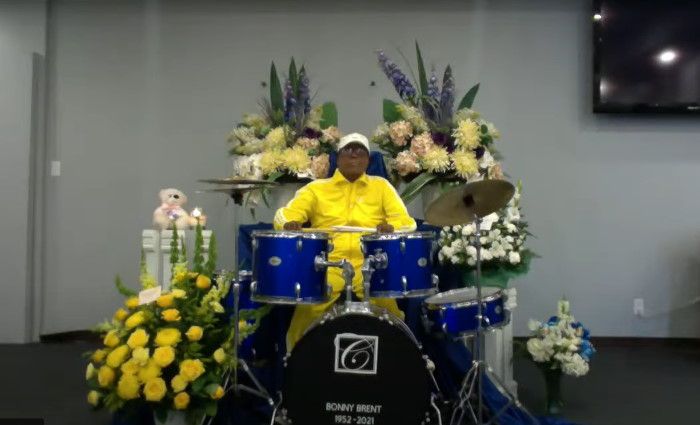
{"left": 40, "top": 330, "right": 99, "bottom": 344}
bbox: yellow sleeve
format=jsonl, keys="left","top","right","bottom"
{"left": 381, "top": 180, "right": 417, "bottom": 231}
{"left": 273, "top": 184, "right": 316, "bottom": 230}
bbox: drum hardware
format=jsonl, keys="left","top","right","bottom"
{"left": 424, "top": 179, "right": 537, "bottom": 425}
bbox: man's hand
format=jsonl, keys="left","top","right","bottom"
{"left": 376, "top": 222, "right": 394, "bottom": 233}
{"left": 283, "top": 221, "right": 302, "bottom": 231}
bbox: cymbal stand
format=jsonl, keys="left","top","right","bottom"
{"left": 450, "top": 216, "right": 538, "bottom": 425}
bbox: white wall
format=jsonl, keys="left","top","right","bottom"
{"left": 38, "top": 0, "right": 700, "bottom": 338}
{"left": 0, "top": 0, "right": 46, "bottom": 342}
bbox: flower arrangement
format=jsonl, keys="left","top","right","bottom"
{"left": 85, "top": 223, "right": 269, "bottom": 424}
{"left": 436, "top": 182, "right": 533, "bottom": 287}
{"left": 372, "top": 43, "right": 503, "bottom": 202}
{"left": 228, "top": 59, "right": 341, "bottom": 183}
{"left": 525, "top": 300, "right": 595, "bottom": 414}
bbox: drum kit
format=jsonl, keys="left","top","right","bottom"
{"left": 200, "top": 177, "right": 538, "bottom": 425}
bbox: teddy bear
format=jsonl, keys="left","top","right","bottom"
{"left": 153, "top": 188, "right": 191, "bottom": 230}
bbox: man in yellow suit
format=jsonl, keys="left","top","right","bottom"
{"left": 273, "top": 133, "right": 416, "bottom": 350}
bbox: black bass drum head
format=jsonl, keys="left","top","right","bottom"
{"left": 283, "top": 310, "right": 432, "bottom": 425}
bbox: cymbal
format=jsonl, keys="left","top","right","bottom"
{"left": 424, "top": 179, "right": 515, "bottom": 226}
{"left": 198, "top": 177, "right": 278, "bottom": 186}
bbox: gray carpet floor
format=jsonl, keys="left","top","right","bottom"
{"left": 0, "top": 340, "right": 698, "bottom": 425}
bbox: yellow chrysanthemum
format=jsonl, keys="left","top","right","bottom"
{"left": 125, "top": 311, "right": 146, "bottom": 329}
{"left": 116, "top": 374, "right": 140, "bottom": 400}
{"left": 213, "top": 348, "right": 227, "bottom": 364}
{"left": 171, "top": 374, "right": 188, "bottom": 393}
{"left": 172, "top": 269, "right": 188, "bottom": 285}
{"left": 452, "top": 119, "right": 481, "bottom": 150}
{"left": 263, "top": 127, "right": 287, "bottom": 150}
{"left": 125, "top": 297, "right": 140, "bottom": 309}
{"left": 143, "top": 377, "right": 167, "bottom": 402}
{"left": 91, "top": 349, "right": 107, "bottom": 364}
{"left": 153, "top": 346, "right": 176, "bottom": 368}
{"left": 103, "top": 330, "right": 120, "bottom": 348}
{"left": 207, "top": 384, "right": 225, "bottom": 400}
{"left": 161, "top": 308, "right": 181, "bottom": 322}
{"left": 113, "top": 308, "right": 129, "bottom": 322}
{"left": 131, "top": 347, "right": 150, "bottom": 366}
{"left": 179, "top": 359, "right": 205, "bottom": 382}
{"left": 421, "top": 147, "right": 451, "bottom": 173}
{"left": 452, "top": 151, "right": 479, "bottom": 179}
{"left": 97, "top": 366, "right": 115, "bottom": 388}
{"left": 121, "top": 359, "right": 141, "bottom": 375}
{"left": 195, "top": 275, "right": 211, "bottom": 290}
{"left": 173, "top": 392, "right": 190, "bottom": 410}
{"left": 282, "top": 146, "right": 311, "bottom": 174}
{"left": 156, "top": 293, "right": 175, "bottom": 308}
{"left": 155, "top": 328, "right": 182, "bottom": 347}
{"left": 137, "top": 359, "right": 162, "bottom": 383}
{"left": 87, "top": 390, "right": 101, "bottom": 407}
{"left": 185, "top": 326, "right": 203, "bottom": 342}
{"left": 171, "top": 289, "right": 186, "bottom": 299}
{"left": 106, "top": 345, "right": 131, "bottom": 368}
{"left": 259, "top": 150, "right": 284, "bottom": 175}
{"left": 127, "top": 328, "right": 149, "bottom": 349}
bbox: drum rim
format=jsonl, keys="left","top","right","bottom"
{"left": 369, "top": 287, "right": 439, "bottom": 298}
{"left": 252, "top": 229, "right": 329, "bottom": 239}
{"left": 361, "top": 231, "right": 435, "bottom": 241}
{"left": 237, "top": 270, "right": 252, "bottom": 278}
{"left": 424, "top": 287, "right": 503, "bottom": 308}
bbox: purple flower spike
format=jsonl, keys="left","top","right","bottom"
{"left": 377, "top": 50, "right": 416, "bottom": 102}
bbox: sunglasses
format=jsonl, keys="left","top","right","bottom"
{"left": 339, "top": 145, "right": 368, "bottom": 155}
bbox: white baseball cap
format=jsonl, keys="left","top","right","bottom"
{"left": 337, "top": 132, "right": 370, "bottom": 153}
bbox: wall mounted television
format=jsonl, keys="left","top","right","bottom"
{"left": 593, "top": 0, "right": 700, "bottom": 113}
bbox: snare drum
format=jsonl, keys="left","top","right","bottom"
{"left": 251, "top": 230, "right": 332, "bottom": 304}
{"left": 361, "top": 232, "right": 439, "bottom": 298}
{"left": 424, "top": 287, "right": 509, "bottom": 337}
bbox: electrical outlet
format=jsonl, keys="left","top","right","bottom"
{"left": 633, "top": 298, "right": 644, "bottom": 316}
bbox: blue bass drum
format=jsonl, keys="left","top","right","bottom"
{"left": 361, "top": 232, "right": 439, "bottom": 298}
{"left": 423, "top": 287, "right": 509, "bottom": 337}
{"left": 251, "top": 230, "right": 332, "bottom": 304}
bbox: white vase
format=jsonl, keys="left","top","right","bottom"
{"left": 154, "top": 411, "right": 188, "bottom": 425}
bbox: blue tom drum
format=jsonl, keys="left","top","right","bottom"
{"left": 251, "top": 230, "right": 332, "bottom": 304}
{"left": 423, "top": 287, "right": 509, "bottom": 337}
{"left": 361, "top": 231, "right": 439, "bottom": 298}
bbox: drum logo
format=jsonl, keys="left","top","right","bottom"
{"left": 334, "top": 333, "right": 379, "bottom": 375}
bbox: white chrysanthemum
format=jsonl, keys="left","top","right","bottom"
{"left": 259, "top": 150, "right": 284, "bottom": 175}
{"left": 509, "top": 251, "right": 521, "bottom": 265}
{"left": 282, "top": 146, "right": 312, "bottom": 174}
{"left": 527, "top": 338, "right": 553, "bottom": 363}
{"left": 454, "top": 108, "right": 481, "bottom": 122}
{"left": 561, "top": 353, "right": 589, "bottom": 377}
{"left": 421, "top": 147, "right": 451, "bottom": 173}
{"left": 263, "top": 127, "right": 287, "bottom": 150}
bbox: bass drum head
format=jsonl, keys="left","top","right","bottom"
{"left": 284, "top": 311, "right": 432, "bottom": 425}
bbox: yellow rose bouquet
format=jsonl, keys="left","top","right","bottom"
{"left": 85, "top": 223, "right": 269, "bottom": 424}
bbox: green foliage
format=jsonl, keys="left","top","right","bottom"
{"left": 399, "top": 172, "right": 438, "bottom": 204}
{"left": 382, "top": 99, "right": 402, "bottom": 123}
{"left": 415, "top": 42, "right": 429, "bottom": 96}
{"left": 193, "top": 220, "right": 205, "bottom": 273}
{"left": 169, "top": 225, "right": 179, "bottom": 273}
{"left": 458, "top": 83, "right": 480, "bottom": 110}
{"left": 269, "top": 62, "right": 284, "bottom": 115}
{"left": 320, "top": 102, "right": 338, "bottom": 128}
{"left": 204, "top": 232, "right": 218, "bottom": 278}
{"left": 114, "top": 275, "right": 137, "bottom": 297}
{"left": 288, "top": 58, "right": 298, "bottom": 96}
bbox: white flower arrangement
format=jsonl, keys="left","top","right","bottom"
{"left": 526, "top": 300, "right": 595, "bottom": 378}
{"left": 436, "top": 182, "right": 532, "bottom": 287}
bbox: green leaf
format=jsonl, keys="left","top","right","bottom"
{"left": 320, "top": 102, "right": 338, "bottom": 129}
{"left": 289, "top": 58, "right": 298, "bottom": 96}
{"left": 382, "top": 99, "right": 402, "bottom": 123}
{"left": 269, "top": 62, "right": 284, "bottom": 113}
{"left": 114, "top": 275, "right": 137, "bottom": 297}
{"left": 415, "top": 42, "right": 429, "bottom": 96}
{"left": 204, "top": 400, "right": 218, "bottom": 417}
{"left": 399, "top": 172, "right": 438, "bottom": 204}
{"left": 458, "top": 83, "right": 480, "bottom": 110}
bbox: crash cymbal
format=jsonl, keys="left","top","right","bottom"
{"left": 198, "top": 177, "right": 278, "bottom": 186}
{"left": 424, "top": 179, "right": 515, "bottom": 226}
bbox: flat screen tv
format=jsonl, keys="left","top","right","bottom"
{"left": 593, "top": 0, "right": 700, "bottom": 113}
